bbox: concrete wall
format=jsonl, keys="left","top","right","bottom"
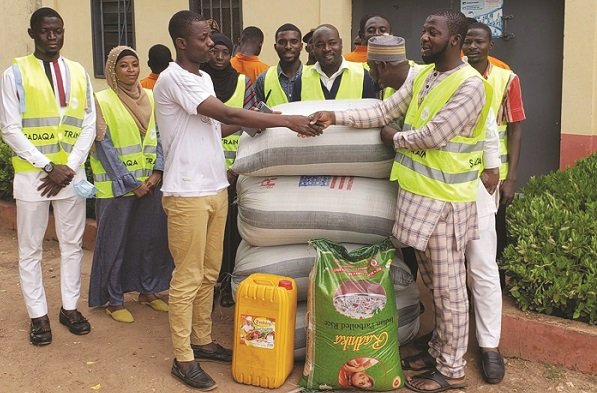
{"left": 560, "top": 0, "right": 597, "bottom": 168}
{"left": 1, "top": 0, "right": 595, "bottom": 169}
{"left": 242, "top": 0, "right": 352, "bottom": 65}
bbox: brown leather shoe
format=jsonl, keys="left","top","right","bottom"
{"left": 192, "top": 343, "right": 232, "bottom": 363}
{"left": 59, "top": 308, "right": 91, "bottom": 335}
{"left": 171, "top": 359, "right": 217, "bottom": 390}
{"left": 30, "top": 315, "right": 52, "bottom": 346}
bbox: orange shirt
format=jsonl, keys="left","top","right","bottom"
{"left": 140, "top": 73, "right": 159, "bottom": 89}
{"left": 344, "top": 45, "right": 368, "bottom": 63}
{"left": 488, "top": 56, "right": 511, "bottom": 70}
{"left": 230, "top": 53, "right": 269, "bottom": 83}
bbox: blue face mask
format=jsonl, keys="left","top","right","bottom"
{"left": 73, "top": 179, "right": 97, "bottom": 199}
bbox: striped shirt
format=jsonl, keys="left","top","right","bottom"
{"left": 335, "top": 62, "right": 486, "bottom": 251}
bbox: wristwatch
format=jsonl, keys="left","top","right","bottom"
{"left": 42, "top": 162, "right": 55, "bottom": 174}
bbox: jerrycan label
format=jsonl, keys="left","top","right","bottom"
{"left": 239, "top": 314, "right": 275, "bottom": 349}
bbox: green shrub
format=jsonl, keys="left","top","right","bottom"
{"left": 501, "top": 153, "right": 597, "bottom": 324}
{"left": 0, "top": 140, "right": 15, "bottom": 201}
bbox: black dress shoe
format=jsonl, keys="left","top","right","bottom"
{"left": 171, "top": 359, "right": 217, "bottom": 391}
{"left": 59, "top": 308, "right": 91, "bottom": 335}
{"left": 192, "top": 343, "right": 232, "bottom": 363}
{"left": 30, "top": 315, "right": 52, "bottom": 346}
{"left": 219, "top": 287, "right": 235, "bottom": 308}
{"left": 481, "top": 350, "right": 505, "bottom": 384}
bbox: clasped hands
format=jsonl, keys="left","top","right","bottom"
{"left": 287, "top": 111, "right": 335, "bottom": 137}
{"left": 133, "top": 171, "right": 162, "bottom": 199}
{"left": 37, "top": 164, "right": 75, "bottom": 198}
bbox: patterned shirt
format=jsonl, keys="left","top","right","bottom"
{"left": 335, "top": 62, "right": 486, "bottom": 251}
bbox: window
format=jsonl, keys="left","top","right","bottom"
{"left": 189, "top": 0, "right": 243, "bottom": 46}
{"left": 91, "top": 0, "right": 135, "bottom": 78}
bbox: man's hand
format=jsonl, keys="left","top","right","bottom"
{"left": 37, "top": 165, "right": 75, "bottom": 198}
{"left": 48, "top": 164, "right": 75, "bottom": 187}
{"left": 380, "top": 126, "right": 398, "bottom": 148}
{"left": 286, "top": 115, "right": 323, "bottom": 137}
{"left": 144, "top": 171, "right": 162, "bottom": 191}
{"left": 500, "top": 178, "right": 516, "bottom": 206}
{"left": 481, "top": 168, "right": 499, "bottom": 195}
{"left": 308, "top": 111, "right": 335, "bottom": 130}
{"left": 132, "top": 183, "right": 151, "bottom": 199}
{"left": 37, "top": 176, "right": 64, "bottom": 198}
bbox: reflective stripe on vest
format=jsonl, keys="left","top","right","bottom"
{"left": 263, "top": 66, "right": 289, "bottom": 106}
{"left": 90, "top": 88, "right": 157, "bottom": 198}
{"left": 390, "top": 64, "right": 493, "bottom": 202}
{"left": 301, "top": 60, "right": 364, "bottom": 100}
{"left": 486, "top": 66, "right": 513, "bottom": 180}
{"left": 222, "top": 75, "right": 245, "bottom": 169}
{"left": 11, "top": 54, "right": 88, "bottom": 172}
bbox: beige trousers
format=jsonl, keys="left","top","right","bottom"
{"left": 162, "top": 190, "right": 228, "bottom": 361}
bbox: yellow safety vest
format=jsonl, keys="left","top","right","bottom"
{"left": 390, "top": 64, "right": 493, "bottom": 202}
{"left": 90, "top": 88, "right": 157, "bottom": 198}
{"left": 11, "top": 54, "right": 88, "bottom": 172}
{"left": 301, "top": 61, "right": 364, "bottom": 100}
{"left": 263, "top": 66, "right": 289, "bottom": 106}
{"left": 222, "top": 75, "right": 245, "bottom": 169}
{"left": 486, "top": 65, "right": 513, "bottom": 180}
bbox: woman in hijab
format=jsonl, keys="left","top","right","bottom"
{"left": 201, "top": 33, "right": 257, "bottom": 307}
{"left": 88, "top": 46, "right": 173, "bottom": 323}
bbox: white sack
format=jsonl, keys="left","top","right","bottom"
{"left": 236, "top": 175, "right": 398, "bottom": 246}
{"left": 231, "top": 99, "right": 394, "bottom": 179}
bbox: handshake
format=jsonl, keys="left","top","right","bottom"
{"left": 283, "top": 111, "right": 336, "bottom": 137}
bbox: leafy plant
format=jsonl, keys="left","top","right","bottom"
{"left": 500, "top": 153, "right": 597, "bottom": 324}
{"left": 0, "top": 140, "right": 15, "bottom": 201}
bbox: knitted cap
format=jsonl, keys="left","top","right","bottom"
{"left": 367, "top": 35, "right": 406, "bottom": 62}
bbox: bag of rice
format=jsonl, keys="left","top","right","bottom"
{"left": 231, "top": 99, "right": 394, "bottom": 179}
{"left": 301, "top": 239, "right": 404, "bottom": 391}
{"left": 236, "top": 175, "right": 397, "bottom": 246}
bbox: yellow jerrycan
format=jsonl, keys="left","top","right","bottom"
{"left": 232, "top": 273, "right": 297, "bottom": 388}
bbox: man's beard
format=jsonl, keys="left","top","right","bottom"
{"left": 421, "top": 40, "right": 449, "bottom": 64}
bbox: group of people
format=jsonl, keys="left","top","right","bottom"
{"left": 0, "top": 5, "right": 525, "bottom": 393}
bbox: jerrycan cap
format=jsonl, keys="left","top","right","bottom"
{"left": 278, "top": 280, "right": 293, "bottom": 290}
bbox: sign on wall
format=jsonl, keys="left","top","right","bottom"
{"left": 461, "top": 0, "right": 504, "bottom": 38}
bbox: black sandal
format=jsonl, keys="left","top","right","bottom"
{"left": 405, "top": 369, "right": 466, "bottom": 393}
{"left": 401, "top": 351, "right": 436, "bottom": 371}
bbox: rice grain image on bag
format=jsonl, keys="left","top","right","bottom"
{"left": 301, "top": 239, "right": 404, "bottom": 391}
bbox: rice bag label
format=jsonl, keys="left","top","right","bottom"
{"left": 301, "top": 239, "right": 404, "bottom": 391}
{"left": 238, "top": 315, "right": 275, "bottom": 349}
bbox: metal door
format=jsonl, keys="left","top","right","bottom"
{"left": 351, "top": 0, "right": 564, "bottom": 188}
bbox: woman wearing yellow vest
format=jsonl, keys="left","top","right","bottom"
{"left": 88, "top": 46, "right": 173, "bottom": 323}
{"left": 201, "top": 33, "right": 257, "bottom": 307}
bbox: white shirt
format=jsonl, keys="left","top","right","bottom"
{"left": 312, "top": 57, "right": 351, "bottom": 91}
{"left": 0, "top": 56, "right": 96, "bottom": 201}
{"left": 153, "top": 62, "right": 228, "bottom": 197}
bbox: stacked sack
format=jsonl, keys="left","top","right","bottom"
{"left": 230, "top": 99, "right": 420, "bottom": 359}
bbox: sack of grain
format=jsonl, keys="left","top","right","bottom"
{"left": 300, "top": 239, "right": 405, "bottom": 390}
{"left": 236, "top": 175, "right": 397, "bottom": 247}
{"left": 231, "top": 99, "right": 394, "bottom": 178}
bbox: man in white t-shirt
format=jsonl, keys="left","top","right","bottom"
{"left": 154, "top": 10, "right": 321, "bottom": 390}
